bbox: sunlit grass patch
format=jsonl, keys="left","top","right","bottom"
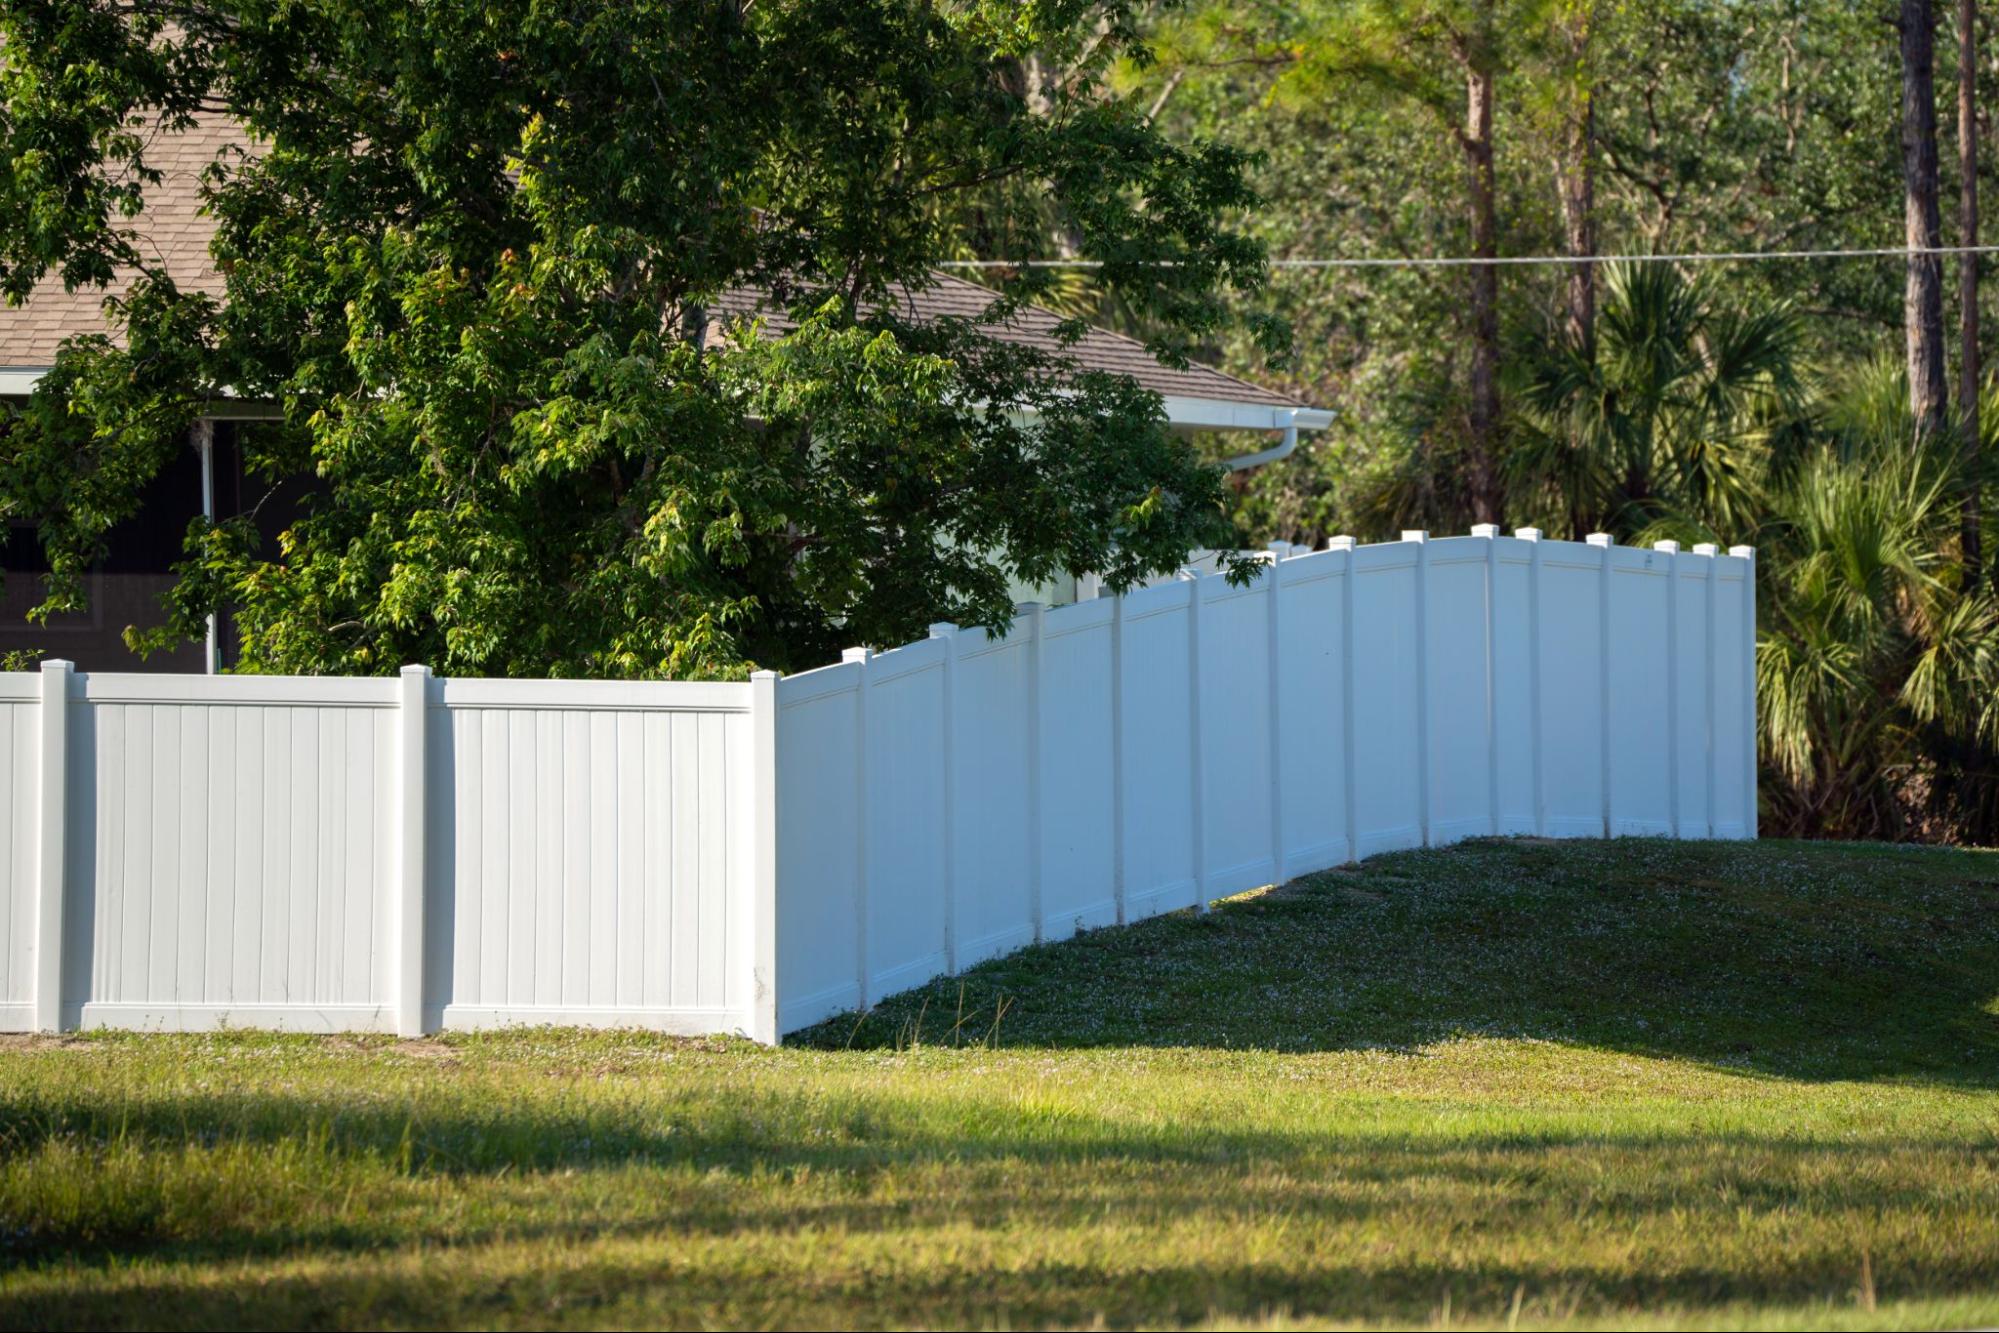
{"left": 2, "top": 838, "right": 1997, "bottom": 1330}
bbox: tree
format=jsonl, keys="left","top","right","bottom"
{"left": 1554, "top": 0, "right": 1596, "bottom": 361}
{"left": 1900, "top": 0, "right": 1949, "bottom": 438}
{"left": 1141, "top": 0, "right": 1558, "bottom": 526}
{"left": 1956, "top": 0, "right": 1981, "bottom": 583}
{"left": 0, "top": 0, "right": 1285, "bottom": 677}
{"left": 1508, "top": 261, "right": 1804, "bottom": 541}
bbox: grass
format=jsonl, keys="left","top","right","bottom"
{"left": 0, "top": 836, "right": 1996, "bottom": 1330}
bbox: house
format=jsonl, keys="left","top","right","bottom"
{"left": 1, "top": 118, "right": 1331, "bottom": 673}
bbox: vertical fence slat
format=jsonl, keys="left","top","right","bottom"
{"left": 33, "top": 660, "right": 71, "bottom": 1033}
{"left": 842, "top": 647, "right": 873, "bottom": 1009}
{"left": 748, "top": 670, "right": 780, "bottom": 1044}
{"left": 393, "top": 664, "right": 430, "bottom": 1036}
{"left": 1473, "top": 524, "right": 1501, "bottom": 836}
{"left": 1696, "top": 542, "right": 1719, "bottom": 838}
{"left": 1732, "top": 545, "right": 1758, "bottom": 838}
{"left": 1110, "top": 595, "right": 1129, "bottom": 925}
{"left": 1266, "top": 544, "right": 1287, "bottom": 885}
{"left": 1655, "top": 541, "right": 1682, "bottom": 839}
{"left": 1021, "top": 602, "right": 1047, "bottom": 940}
{"left": 1404, "top": 531, "right": 1432, "bottom": 846}
{"left": 1332, "top": 536, "right": 1358, "bottom": 864}
{"left": 1186, "top": 574, "right": 1210, "bottom": 911}
{"left": 1587, "top": 533, "right": 1615, "bottom": 837}
{"left": 1516, "top": 529, "right": 1546, "bottom": 837}
{"left": 927, "top": 625, "right": 961, "bottom": 972}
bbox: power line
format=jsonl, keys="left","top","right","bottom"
{"left": 937, "top": 243, "right": 1999, "bottom": 271}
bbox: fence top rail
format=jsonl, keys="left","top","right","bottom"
{"left": 435, "top": 676, "right": 752, "bottom": 713}
{"left": 4, "top": 669, "right": 760, "bottom": 713}
{"left": 75, "top": 672, "right": 399, "bottom": 707}
{"left": 785, "top": 528, "right": 1753, "bottom": 676}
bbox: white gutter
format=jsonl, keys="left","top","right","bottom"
{"left": 0, "top": 367, "right": 51, "bottom": 397}
{"left": 3, "top": 366, "right": 283, "bottom": 419}
{"left": 7, "top": 366, "right": 1329, "bottom": 469}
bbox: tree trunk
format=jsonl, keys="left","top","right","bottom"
{"left": 1557, "top": 4, "right": 1597, "bottom": 362}
{"left": 1958, "top": 0, "right": 1981, "bottom": 583}
{"left": 1464, "top": 59, "right": 1502, "bottom": 525}
{"left": 1902, "top": 0, "right": 1949, "bottom": 439}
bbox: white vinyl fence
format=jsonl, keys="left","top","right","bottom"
{"left": 1, "top": 528, "right": 1754, "bottom": 1041}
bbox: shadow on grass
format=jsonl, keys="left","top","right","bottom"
{"left": 3, "top": 1225, "right": 1994, "bottom": 1330}
{"left": 797, "top": 837, "right": 1999, "bottom": 1085}
{"left": 2, "top": 1080, "right": 1991, "bottom": 1264}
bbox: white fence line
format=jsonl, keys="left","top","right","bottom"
{"left": 1, "top": 529, "right": 1756, "bottom": 1041}
{"left": 770, "top": 529, "right": 1756, "bottom": 1033}
{"left": 0, "top": 669, "right": 767, "bottom": 1036}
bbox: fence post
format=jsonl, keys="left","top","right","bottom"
{"left": 393, "top": 664, "right": 430, "bottom": 1036}
{"left": 1184, "top": 573, "right": 1210, "bottom": 911}
{"left": 33, "top": 659, "right": 71, "bottom": 1033}
{"left": 748, "top": 670, "right": 781, "bottom": 1044}
{"left": 1472, "top": 524, "right": 1501, "bottom": 835}
{"left": 927, "top": 625, "right": 962, "bottom": 972}
{"left": 1403, "top": 531, "right": 1431, "bottom": 845}
{"left": 1109, "top": 594, "right": 1129, "bottom": 925}
{"left": 1730, "top": 545, "right": 1758, "bottom": 838}
{"left": 1695, "top": 543, "right": 1720, "bottom": 838}
{"left": 843, "top": 646, "right": 873, "bottom": 1008}
{"left": 1265, "top": 543, "right": 1287, "bottom": 885}
{"left": 1655, "top": 541, "right": 1682, "bottom": 839}
{"left": 1515, "top": 529, "right": 1545, "bottom": 837}
{"left": 1587, "top": 533, "right": 1615, "bottom": 837}
{"left": 1331, "top": 536, "right": 1358, "bottom": 864}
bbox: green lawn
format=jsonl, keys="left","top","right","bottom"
{"left": 3, "top": 837, "right": 1997, "bottom": 1330}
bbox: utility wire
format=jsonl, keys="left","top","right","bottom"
{"left": 937, "top": 243, "right": 1999, "bottom": 270}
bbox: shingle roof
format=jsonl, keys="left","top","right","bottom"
{"left": 1, "top": 118, "right": 241, "bottom": 366}
{"left": 2, "top": 120, "right": 1304, "bottom": 414}
{"left": 710, "top": 271, "right": 1302, "bottom": 410}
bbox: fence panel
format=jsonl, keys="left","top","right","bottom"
{"left": 772, "top": 662, "right": 866, "bottom": 1032}
{"left": 1672, "top": 548, "right": 1717, "bottom": 836}
{"left": 0, "top": 675, "right": 38, "bottom": 1028}
{"left": 1535, "top": 540, "right": 1610, "bottom": 836}
{"left": 948, "top": 626, "right": 1038, "bottom": 964}
{"left": 1272, "top": 549, "right": 1350, "bottom": 876}
{"left": 1038, "top": 599, "right": 1119, "bottom": 936}
{"left": 1607, "top": 546, "right": 1675, "bottom": 836}
{"left": 72, "top": 675, "right": 397, "bottom": 1031}
{"left": 1349, "top": 542, "right": 1425, "bottom": 856}
{"left": 1713, "top": 552, "right": 1756, "bottom": 838}
{"left": 1117, "top": 579, "right": 1202, "bottom": 918}
{"left": 860, "top": 639, "right": 951, "bottom": 1002}
{"left": 1491, "top": 534, "right": 1539, "bottom": 835}
{"left": 1197, "top": 575, "right": 1277, "bottom": 897}
{"left": 427, "top": 678, "right": 753, "bottom": 1033}
{"left": 1425, "top": 535, "right": 1497, "bottom": 845}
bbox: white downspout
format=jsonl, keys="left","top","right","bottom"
{"left": 1221, "top": 409, "right": 1301, "bottom": 471}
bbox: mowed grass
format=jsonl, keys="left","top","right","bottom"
{"left": 1, "top": 838, "right": 1997, "bottom": 1331}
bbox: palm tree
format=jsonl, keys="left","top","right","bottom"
{"left": 1749, "top": 361, "right": 1999, "bottom": 838}
{"left": 1507, "top": 261, "right": 1803, "bottom": 540}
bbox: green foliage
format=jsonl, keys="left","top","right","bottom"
{"left": 1509, "top": 260, "right": 1806, "bottom": 539}
{"left": 0, "top": 0, "right": 1285, "bottom": 675}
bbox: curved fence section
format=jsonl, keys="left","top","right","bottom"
{"left": 772, "top": 529, "right": 1756, "bottom": 1034}
{"left": 0, "top": 529, "right": 1754, "bottom": 1040}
